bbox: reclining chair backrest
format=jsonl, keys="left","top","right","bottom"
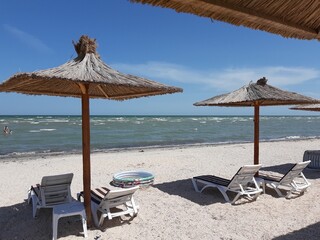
{"left": 228, "top": 165, "right": 261, "bottom": 190}
{"left": 99, "top": 186, "right": 139, "bottom": 209}
{"left": 280, "top": 160, "right": 310, "bottom": 185}
{"left": 40, "top": 173, "right": 73, "bottom": 206}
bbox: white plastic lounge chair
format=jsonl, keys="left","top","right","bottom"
{"left": 192, "top": 165, "right": 262, "bottom": 204}
{"left": 27, "top": 173, "right": 88, "bottom": 239}
{"left": 27, "top": 173, "right": 74, "bottom": 218}
{"left": 256, "top": 160, "right": 311, "bottom": 197}
{"left": 78, "top": 186, "right": 139, "bottom": 228}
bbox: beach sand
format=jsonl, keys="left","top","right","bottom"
{"left": 1, "top": 139, "right": 320, "bottom": 240}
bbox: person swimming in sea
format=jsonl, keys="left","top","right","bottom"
{"left": 3, "top": 126, "right": 12, "bottom": 135}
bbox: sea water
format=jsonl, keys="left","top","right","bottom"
{"left": 0, "top": 115, "right": 319, "bottom": 158}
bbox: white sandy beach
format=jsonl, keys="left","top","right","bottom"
{"left": 1, "top": 139, "right": 320, "bottom": 240}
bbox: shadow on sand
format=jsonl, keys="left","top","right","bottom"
{"left": 0, "top": 199, "right": 140, "bottom": 239}
{"left": 153, "top": 178, "right": 256, "bottom": 206}
{"left": 260, "top": 163, "right": 320, "bottom": 180}
{"left": 0, "top": 200, "right": 87, "bottom": 240}
{"left": 273, "top": 221, "right": 320, "bottom": 240}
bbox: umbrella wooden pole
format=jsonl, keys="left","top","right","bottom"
{"left": 254, "top": 103, "right": 260, "bottom": 165}
{"left": 80, "top": 83, "right": 92, "bottom": 226}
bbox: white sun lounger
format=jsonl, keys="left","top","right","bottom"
{"left": 256, "top": 160, "right": 311, "bottom": 197}
{"left": 192, "top": 165, "right": 262, "bottom": 204}
{"left": 78, "top": 186, "right": 139, "bottom": 228}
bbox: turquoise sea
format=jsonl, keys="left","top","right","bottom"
{"left": 0, "top": 115, "right": 319, "bottom": 158}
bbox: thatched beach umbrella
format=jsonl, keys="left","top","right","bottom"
{"left": 131, "top": 0, "right": 320, "bottom": 41}
{"left": 194, "top": 77, "right": 320, "bottom": 165}
{"left": 0, "top": 35, "right": 183, "bottom": 225}
{"left": 290, "top": 104, "right": 320, "bottom": 112}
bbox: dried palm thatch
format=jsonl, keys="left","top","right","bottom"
{"left": 290, "top": 104, "right": 320, "bottom": 112}
{"left": 0, "top": 35, "right": 182, "bottom": 99}
{"left": 194, "top": 77, "right": 320, "bottom": 165}
{"left": 194, "top": 77, "right": 320, "bottom": 107}
{"left": 131, "top": 0, "right": 320, "bottom": 41}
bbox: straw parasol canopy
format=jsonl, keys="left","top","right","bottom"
{"left": 194, "top": 77, "right": 320, "bottom": 165}
{"left": 131, "top": 0, "right": 320, "bottom": 41}
{"left": 0, "top": 36, "right": 182, "bottom": 99}
{"left": 0, "top": 35, "right": 182, "bottom": 225}
{"left": 290, "top": 104, "right": 320, "bottom": 112}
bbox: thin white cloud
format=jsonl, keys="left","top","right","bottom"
{"left": 113, "top": 61, "right": 320, "bottom": 91}
{"left": 3, "top": 24, "right": 53, "bottom": 53}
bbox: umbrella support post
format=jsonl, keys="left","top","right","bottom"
{"left": 80, "top": 84, "right": 92, "bottom": 227}
{"left": 254, "top": 104, "right": 259, "bottom": 165}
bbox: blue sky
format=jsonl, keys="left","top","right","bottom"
{"left": 1, "top": 0, "right": 320, "bottom": 115}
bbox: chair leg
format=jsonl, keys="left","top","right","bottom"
{"left": 27, "top": 189, "right": 32, "bottom": 204}
{"left": 28, "top": 190, "right": 38, "bottom": 218}
{"left": 253, "top": 191, "right": 262, "bottom": 200}
{"left": 270, "top": 183, "right": 284, "bottom": 197}
{"left": 31, "top": 195, "right": 39, "bottom": 218}
{"left": 258, "top": 180, "right": 266, "bottom": 194}
{"left": 81, "top": 212, "right": 88, "bottom": 238}
{"left": 230, "top": 192, "right": 242, "bottom": 204}
{"left": 192, "top": 179, "right": 201, "bottom": 192}
{"left": 216, "top": 187, "right": 230, "bottom": 202}
{"left": 130, "top": 197, "right": 139, "bottom": 216}
{"left": 91, "top": 202, "right": 100, "bottom": 228}
{"left": 99, "top": 213, "right": 107, "bottom": 227}
{"left": 52, "top": 214, "right": 59, "bottom": 240}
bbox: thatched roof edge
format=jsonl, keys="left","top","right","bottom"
{"left": 290, "top": 104, "right": 320, "bottom": 112}
{"left": 131, "top": 0, "right": 320, "bottom": 41}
